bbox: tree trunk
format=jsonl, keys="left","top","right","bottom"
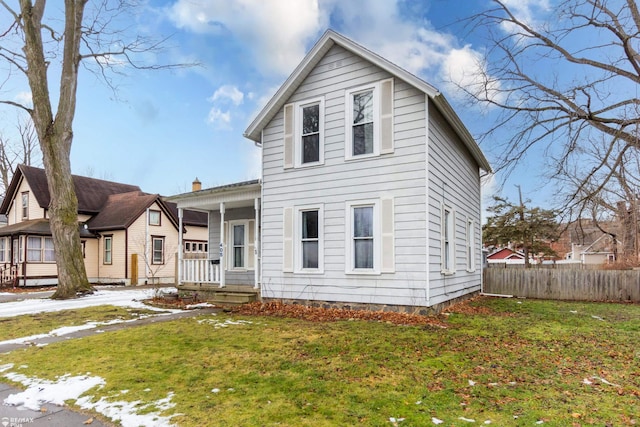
{"left": 42, "top": 133, "right": 92, "bottom": 298}
{"left": 20, "top": 0, "right": 92, "bottom": 298}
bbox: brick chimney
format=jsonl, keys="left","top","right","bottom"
{"left": 192, "top": 177, "right": 202, "bottom": 192}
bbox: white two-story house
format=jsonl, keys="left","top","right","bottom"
{"left": 170, "top": 30, "right": 491, "bottom": 313}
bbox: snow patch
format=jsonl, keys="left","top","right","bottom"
{"left": 198, "top": 318, "right": 253, "bottom": 329}
{"left": 0, "top": 289, "right": 182, "bottom": 318}
{"left": 3, "top": 372, "right": 105, "bottom": 411}
{"left": 76, "top": 392, "right": 179, "bottom": 427}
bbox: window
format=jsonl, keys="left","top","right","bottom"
{"left": 232, "top": 224, "right": 245, "bottom": 268}
{"left": 152, "top": 237, "right": 164, "bottom": 264}
{"left": 184, "top": 242, "right": 191, "bottom": 252}
{"left": 351, "top": 90, "right": 374, "bottom": 156}
{"left": 299, "top": 208, "right": 321, "bottom": 271}
{"left": 353, "top": 206, "right": 374, "bottom": 269}
{"left": 25, "top": 237, "right": 55, "bottom": 263}
{"left": 149, "top": 210, "right": 161, "bottom": 226}
{"left": 104, "top": 236, "right": 112, "bottom": 265}
{"left": 301, "top": 103, "right": 320, "bottom": 164}
{"left": 21, "top": 192, "right": 29, "bottom": 219}
{"left": 344, "top": 198, "right": 395, "bottom": 274}
{"left": 44, "top": 237, "right": 55, "bottom": 262}
{"left": 283, "top": 97, "right": 325, "bottom": 169}
{"left": 345, "top": 79, "right": 394, "bottom": 160}
{"left": 27, "top": 236, "right": 42, "bottom": 262}
{"left": 441, "top": 206, "right": 455, "bottom": 274}
{"left": 0, "top": 238, "right": 5, "bottom": 262}
{"left": 466, "top": 218, "right": 475, "bottom": 272}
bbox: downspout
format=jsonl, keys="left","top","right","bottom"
{"left": 254, "top": 197, "right": 260, "bottom": 289}
{"left": 424, "top": 96, "right": 430, "bottom": 306}
{"left": 178, "top": 208, "right": 183, "bottom": 285}
{"left": 220, "top": 202, "right": 225, "bottom": 288}
{"left": 125, "top": 228, "right": 129, "bottom": 284}
{"left": 145, "top": 208, "right": 150, "bottom": 281}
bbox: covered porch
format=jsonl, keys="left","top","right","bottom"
{"left": 169, "top": 180, "right": 261, "bottom": 296}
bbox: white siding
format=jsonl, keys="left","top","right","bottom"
{"left": 427, "top": 99, "right": 483, "bottom": 306}
{"left": 261, "top": 45, "right": 429, "bottom": 307}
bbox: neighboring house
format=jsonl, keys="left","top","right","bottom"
{"left": 0, "top": 165, "right": 208, "bottom": 286}
{"left": 169, "top": 30, "right": 491, "bottom": 312}
{"left": 564, "top": 235, "right": 617, "bottom": 265}
{"left": 554, "top": 220, "right": 618, "bottom": 265}
{"left": 486, "top": 248, "right": 526, "bottom": 264}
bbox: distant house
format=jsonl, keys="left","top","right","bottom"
{"left": 0, "top": 165, "right": 207, "bottom": 286}
{"left": 169, "top": 30, "right": 491, "bottom": 313}
{"left": 554, "top": 220, "right": 618, "bottom": 265}
{"left": 486, "top": 248, "right": 526, "bottom": 264}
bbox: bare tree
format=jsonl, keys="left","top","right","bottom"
{"left": 0, "top": 113, "right": 40, "bottom": 193}
{"left": 461, "top": 0, "right": 640, "bottom": 215}
{"left": 0, "top": 1, "right": 192, "bottom": 298}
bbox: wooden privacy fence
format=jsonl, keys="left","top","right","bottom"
{"left": 483, "top": 268, "right": 640, "bottom": 302}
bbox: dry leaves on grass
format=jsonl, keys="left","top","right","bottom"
{"left": 232, "top": 301, "right": 449, "bottom": 327}
{"left": 443, "top": 296, "right": 497, "bottom": 315}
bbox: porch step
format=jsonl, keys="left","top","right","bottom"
{"left": 178, "top": 283, "right": 259, "bottom": 306}
{"left": 207, "top": 292, "right": 258, "bottom": 305}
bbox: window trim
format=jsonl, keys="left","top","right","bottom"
{"left": 294, "top": 205, "right": 324, "bottom": 274}
{"left": 149, "top": 209, "right": 161, "bottom": 226}
{"left": 345, "top": 84, "right": 379, "bottom": 160}
{"left": 441, "top": 205, "right": 455, "bottom": 275}
{"left": 0, "top": 237, "right": 6, "bottom": 263}
{"left": 345, "top": 199, "right": 381, "bottom": 275}
{"left": 228, "top": 220, "right": 248, "bottom": 271}
{"left": 21, "top": 192, "right": 29, "bottom": 219}
{"left": 294, "top": 97, "right": 325, "bottom": 168}
{"left": 466, "top": 217, "right": 476, "bottom": 272}
{"left": 103, "top": 235, "right": 113, "bottom": 265}
{"left": 151, "top": 236, "right": 165, "bottom": 265}
{"left": 24, "top": 236, "right": 55, "bottom": 263}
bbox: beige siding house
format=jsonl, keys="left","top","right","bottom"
{"left": 170, "top": 30, "right": 491, "bottom": 313}
{"left": 0, "top": 165, "right": 208, "bottom": 286}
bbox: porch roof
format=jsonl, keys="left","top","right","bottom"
{"left": 166, "top": 179, "right": 261, "bottom": 211}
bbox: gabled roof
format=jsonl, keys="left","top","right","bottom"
{"left": 244, "top": 29, "right": 491, "bottom": 173}
{"left": 87, "top": 191, "right": 178, "bottom": 231}
{"left": 0, "top": 165, "right": 141, "bottom": 215}
{"left": 487, "top": 248, "right": 525, "bottom": 260}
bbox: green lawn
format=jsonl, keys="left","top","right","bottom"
{"left": 1, "top": 297, "right": 638, "bottom": 426}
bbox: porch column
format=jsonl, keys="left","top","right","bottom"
{"left": 177, "top": 208, "right": 183, "bottom": 285}
{"left": 254, "top": 197, "right": 260, "bottom": 289}
{"left": 220, "top": 202, "right": 225, "bottom": 288}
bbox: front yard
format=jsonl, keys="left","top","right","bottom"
{"left": 1, "top": 297, "right": 638, "bottom": 426}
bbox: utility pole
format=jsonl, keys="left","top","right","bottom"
{"left": 516, "top": 185, "right": 530, "bottom": 268}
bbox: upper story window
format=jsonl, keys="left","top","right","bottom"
{"left": 149, "top": 210, "right": 161, "bottom": 226}
{"left": 345, "top": 78, "right": 394, "bottom": 160}
{"left": 283, "top": 97, "right": 325, "bottom": 169}
{"left": 351, "top": 90, "right": 375, "bottom": 156}
{"left": 21, "top": 192, "right": 29, "bottom": 219}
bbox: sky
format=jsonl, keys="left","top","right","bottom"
{"left": 0, "top": 0, "right": 561, "bottom": 210}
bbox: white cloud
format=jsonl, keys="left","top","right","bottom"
{"left": 498, "top": 0, "right": 551, "bottom": 34}
{"left": 210, "top": 85, "right": 244, "bottom": 106}
{"left": 207, "top": 107, "right": 231, "bottom": 128}
{"left": 168, "top": 0, "right": 326, "bottom": 75}
{"left": 440, "top": 45, "right": 504, "bottom": 104}
{"left": 14, "top": 91, "right": 32, "bottom": 107}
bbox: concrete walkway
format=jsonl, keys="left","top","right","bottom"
{"left": 0, "top": 289, "right": 220, "bottom": 426}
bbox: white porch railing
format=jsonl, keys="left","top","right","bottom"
{"left": 180, "top": 259, "right": 221, "bottom": 284}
